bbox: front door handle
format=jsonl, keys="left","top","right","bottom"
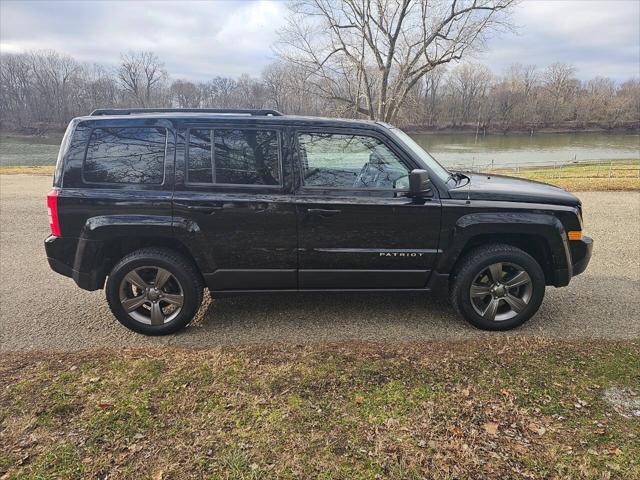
{"left": 306, "top": 208, "right": 342, "bottom": 217}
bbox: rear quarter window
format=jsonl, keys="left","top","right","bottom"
{"left": 83, "top": 127, "right": 167, "bottom": 184}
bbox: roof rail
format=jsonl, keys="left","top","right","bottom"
{"left": 89, "top": 108, "right": 284, "bottom": 117}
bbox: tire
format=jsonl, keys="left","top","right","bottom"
{"left": 105, "top": 247, "right": 204, "bottom": 335}
{"left": 450, "top": 244, "right": 545, "bottom": 331}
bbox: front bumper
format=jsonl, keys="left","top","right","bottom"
{"left": 571, "top": 235, "right": 593, "bottom": 277}
{"left": 552, "top": 235, "right": 593, "bottom": 287}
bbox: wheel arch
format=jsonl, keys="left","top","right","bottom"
{"left": 73, "top": 215, "right": 208, "bottom": 290}
{"left": 437, "top": 211, "right": 571, "bottom": 287}
{"left": 453, "top": 233, "right": 554, "bottom": 285}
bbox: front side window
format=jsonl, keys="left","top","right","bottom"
{"left": 298, "top": 132, "right": 410, "bottom": 189}
{"left": 187, "top": 129, "right": 280, "bottom": 186}
{"left": 84, "top": 127, "right": 167, "bottom": 184}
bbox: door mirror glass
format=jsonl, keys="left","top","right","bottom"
{"left": 408, "top": 169, "right": 431, "bottom": 197}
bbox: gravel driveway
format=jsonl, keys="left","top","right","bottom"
{"left": 1, "top": 174, "right": 639, "bottom": 351}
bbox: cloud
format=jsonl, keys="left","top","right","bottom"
{"left": 478, "top": 0, "right": 640, "bottom": 80}
{"left": 0, "top": 0, "right": 287, "bottom": 79}
{"left": 1, "top": 0, "right": 638, "bottom": 81}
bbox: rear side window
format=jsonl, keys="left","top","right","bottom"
{"left": 83, "top": 127, "right": 167, "bottom": 184}
{"left": 187, "top": 129, "right": 280, "bottom": 186}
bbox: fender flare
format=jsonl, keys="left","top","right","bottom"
{"left": 73, "top": 214, "right": 213, "bottom": 289}
{"left": 436, "top": 212, "right": 571, "bottom": 283}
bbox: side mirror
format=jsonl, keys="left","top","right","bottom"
{"left": 408, "top": 169, "right": 432, "bottom": 197}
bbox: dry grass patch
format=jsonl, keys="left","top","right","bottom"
{"left": 0, "top": 165, "right": 55, "bottom": 175}
{"left": 1, "top": 339, "right": 638, "bottom": 479}
{"left": 492, "top": 160, "right": 640, "bottom": 191}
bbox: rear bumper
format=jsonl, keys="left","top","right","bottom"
{"left": 45, "top": 235, "right": 104, "bottom": 291}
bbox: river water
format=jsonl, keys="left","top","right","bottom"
{"left": 1, "top": 132, "right": 638, "bottom": 168}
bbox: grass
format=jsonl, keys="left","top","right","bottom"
{"left": 0, "top": 165, "right": 55, "bottom": 175}
{"left": 491, "top": 159, "right": 640, "bottom": 191}
{"left": 1, "top": 339, "right": 638, "bottom": 479}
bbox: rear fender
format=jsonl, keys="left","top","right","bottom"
{"left": 75, "top": 215, "right": 177, "bottom": 289}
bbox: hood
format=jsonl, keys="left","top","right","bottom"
{"left": 448, "top": 173, "right": 581, "bottom": 207}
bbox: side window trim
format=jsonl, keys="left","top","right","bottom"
{"left": 81, "top": 126, "right": 169, "bottom": 186}
{"left": 294, "top": 128, "right": 414, "bottom": 193}
{"left": 185, "top": 127, "right": 284, "bottom": 189}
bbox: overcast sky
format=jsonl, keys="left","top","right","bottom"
{"left": 1, "top": 0, "right": 638, "bottom": 81}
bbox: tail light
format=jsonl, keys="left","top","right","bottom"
{"left": 46, "top": 189, "right": 61, "bottom": 236}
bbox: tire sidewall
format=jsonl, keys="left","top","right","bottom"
{"left": 454, "top": 250, "right": 545, "bottom": 331}
{"left": 106, "top": 253, "right": 200, "bottom": 335}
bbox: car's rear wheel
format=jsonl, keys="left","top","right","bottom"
{"left": 450, "top": 244, "right": 545, "bottom": 331}
{"left": 106, "top": 248, "right": 203, "bottom": 335}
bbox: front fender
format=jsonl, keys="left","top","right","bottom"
{"left": 436, "top": 211, "right": 572, "bottom": 284}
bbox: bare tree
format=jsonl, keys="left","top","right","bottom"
{"left": 1, "top": 46, "right": 638, "bottom": 134}
{"left": 117, "top": 51, "right": 167, "bottom": 107}
{"left": 0, "top": 53, "right": 32, "bottom": 127}
{"left": 444, "top": 63, "right": 492, "bottom": 125}
{"left": 538, "top": 62, "right": 579, "bottom": 125}
{"left": 170, "top": 80, "right": 203, "bottom": 108}
{"left": 276, "top": 0, "right": 516, "bottom": 122}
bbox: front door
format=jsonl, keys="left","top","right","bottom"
{"left": 294, "top": 129, "right": 442, "bottom": 289}
{"left": 173, "top": 124, "right": 298, "bottom": 291}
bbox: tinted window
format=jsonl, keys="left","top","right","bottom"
{"left": 298, "top": 133, "right": 409, "bottom": 189}
{"left": 187, "top": 129, "right": 280, "bottom": 186}
{"left": 84, "top": 127, "right": 166, "bottom": 184}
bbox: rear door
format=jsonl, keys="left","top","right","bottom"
{"left": 173, "top": 123, "right": 298, "bottom": 291}
{"left": 294, "top": 128, "right": 442, "bottom": 289}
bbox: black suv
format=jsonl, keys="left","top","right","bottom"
{"left": 45, "top": 108, "right": 592, "bottom": 335}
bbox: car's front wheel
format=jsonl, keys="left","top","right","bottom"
{"left": 450, "top": 244, "right": 545, "bottom": 331}
{"left": 105, "top": 248, "right": 203, "bottom": 335}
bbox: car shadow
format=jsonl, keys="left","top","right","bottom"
{"left": 178, "top": 290, "right": 483, "bottom": 343}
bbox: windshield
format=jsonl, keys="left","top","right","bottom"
{"left": 388, "top": 127, "right": 451, "bottom": 182}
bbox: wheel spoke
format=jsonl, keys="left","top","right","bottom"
{"left": 505, "top": 270, "right": 530, "bottom": 289}
{"left": 154, "top": 268, "right": 172, "bottom": 289}
{"left": 162, "top": 293, "right": 184, "bottom": 307}
{"left": 150, "top": 302, "right": 164, "bottom": 325}
{"left": 125, "top": 270, "right": 149, "bottom": 290}
{"left": 122, "top": 295, "right": 147, "bottom": 312}
{"left": 488, "top": 263, "right": 503, "bottom": 283}
{"left": 482, "top": 298, "right": 500, "bottom": 320}
{"left": 504, "top": 294, "right": 527, "bottom": 313}
{"left": 470, "top": 283, "right": 491, "bottom": 298}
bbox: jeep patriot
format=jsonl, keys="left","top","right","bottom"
{"left": 45, "top": 108, "right": 593, "bottom": 335}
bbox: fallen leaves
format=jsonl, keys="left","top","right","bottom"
{"left": 528, "top": 422, "right": 546, "bottom": 436}
{"left": 483, "top": 422, "right": 499, "bottom": 435}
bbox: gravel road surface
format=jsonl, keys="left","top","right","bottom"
{"left": 1, "top": 174, "right": 638, "bottom": 351}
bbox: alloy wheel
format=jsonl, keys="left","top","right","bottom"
{"left": 469, "top": 262, "right": 533, "bottom": 322}
{"left": 118, "top": 266, "right": 184, "bottom": 325}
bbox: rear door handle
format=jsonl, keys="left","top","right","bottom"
{"left": 174, "top": 202, "right": 224, "bottom": 214}
{"left": 306, "top": 208, "right": 342, "bottom": 217}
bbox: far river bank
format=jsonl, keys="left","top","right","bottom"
{"left": 1, "top": 129, "right": 638, "bottom": 170}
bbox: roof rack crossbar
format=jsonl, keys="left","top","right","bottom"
{"left": 90, "top": 108, "right": 284, "bottom": 117}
